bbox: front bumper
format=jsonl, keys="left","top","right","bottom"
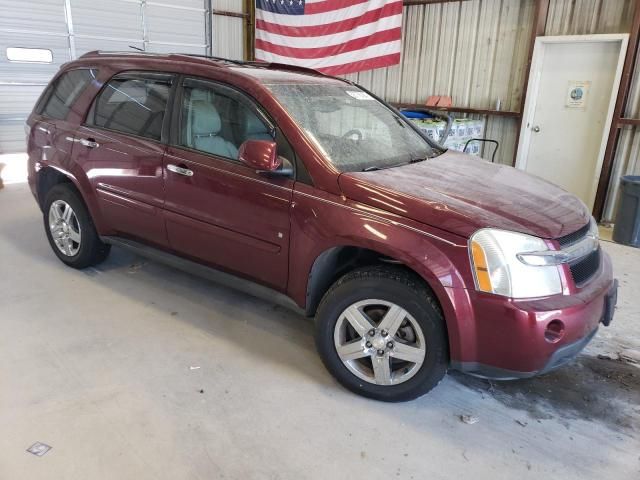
{"left": 450, "top": 251, "right": 617, "bottom": 380}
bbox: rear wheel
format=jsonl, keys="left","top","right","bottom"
{"left": 43, "top": 184, "right": 110, "bottom": 268}
{"left": 315, "top": 266, "right": 448, "bottom": 402}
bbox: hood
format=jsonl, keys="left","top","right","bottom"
{"left": 339, "top": 151, "right": 590, "bottom": 239}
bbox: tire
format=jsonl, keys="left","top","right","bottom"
{"left": 315, "top": 266, "right": 448, "bottom": 402}
{"left": 43, "top": 183, "right": 110, "bottom": 269}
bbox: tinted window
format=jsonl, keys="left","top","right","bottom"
{"left": 40, "top": 69, "right": 95, "bottom": 120}
{"left": 179, "top": 79, "right": 273, "bottom": 160}
{"left": 87, "top": 73, "right": 172, "bottom": 141}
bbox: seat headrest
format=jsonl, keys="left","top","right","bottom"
{"left": 245, "top": 111, "right": 270, "bottom": 136}
{"left": 191, "top": 101, "right": 221, "bottom": 136}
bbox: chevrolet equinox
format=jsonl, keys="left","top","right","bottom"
{"left": 26, "top": 52, "right": 617, "bottom": 402}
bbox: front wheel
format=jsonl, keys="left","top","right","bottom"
{"left": 315, "top": 266, "right": 448, "bottom": 402}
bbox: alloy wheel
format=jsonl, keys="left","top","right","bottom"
{"left": 333, "top": 299, "right": 426, "bottom": 386}
{"left": 48, "top": 199, "right": 81, "bottom": 257}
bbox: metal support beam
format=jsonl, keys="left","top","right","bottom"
{"left": 403, "top": 0, "right": 470, "bottom": 5}
{"left": 244, "top": 0, "right": 255, "bottom": 61}
{"left": 593, "top": 0, "right": 640, "bottom": 220}
{"left": 141, "top": 0, "right": 149, "bottom": 51}
{"left": 63, "top": 0, "right": 77, "bottom": 59}
{"left": 512, "top": 0, "right": 549, "bottom": 167}
{"left": 212, "top": 9, "right": 249, "bottom": 19}
{"left": 205, "top": 0, "right": 213, "bottom": 56}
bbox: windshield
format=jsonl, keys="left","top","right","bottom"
{"left": 266, "top": 83, "right": 439, "bottom": 172}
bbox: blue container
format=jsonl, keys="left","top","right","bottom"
{"left": 400, "top": 110, "right": 432, "bottom": 119}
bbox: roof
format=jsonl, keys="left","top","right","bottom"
{"left": 229, "top": 67, "right": 345, "bottom": 85}
{"left": 78, "top": 51, "right": 346, "bottom": 85}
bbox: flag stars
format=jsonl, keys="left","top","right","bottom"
{"left": 266, "top": 0, "right": 303, "bottom": 9}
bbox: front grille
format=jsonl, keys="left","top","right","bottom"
{"left": 569, "top": 247, "right": 601, "bottom": 287}
{"left": 557, "top": 222, "right": 590, "bottom": 247}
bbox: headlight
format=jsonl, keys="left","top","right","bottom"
{"left": 469, "top": 228, "right": 562, "bottom": 298}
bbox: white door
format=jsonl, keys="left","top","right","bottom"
{"left": 516, "top": 35, "right": 627, "bottom": 210}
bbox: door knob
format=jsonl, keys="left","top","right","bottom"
{"left": 167, "top": 163, "right": 194, "bottom": 177}
{"left": 80, "top": 137, "right": 99, "bottom": 148}
{"left": 532, "top": 125, "right": 541, "bottom": 133}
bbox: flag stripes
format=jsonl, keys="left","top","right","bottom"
{"left": 255, "top": 0, "right": 403, "bottom": 75}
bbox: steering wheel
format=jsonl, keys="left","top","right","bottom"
{"left": 342, "top": 129, "right": 363, "bottom": 142}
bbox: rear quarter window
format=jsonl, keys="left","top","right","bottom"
{"left": 38, "top": 69, "right": 96, "bottom": 120}
{"left": 86, "top": 73, "right": 172, "bottom": 142}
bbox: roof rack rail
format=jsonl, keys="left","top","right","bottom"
{"left": 258, "top": 62, "right": 323, "bottom": 76}
{"left": 169, "top": 53, "right": 327, "bottom": 77}
{"left": 169, "top": 53, "right": 248, "bottom": 66}
{"left": 77, "top": 51, "right": 336, "bottom": 80}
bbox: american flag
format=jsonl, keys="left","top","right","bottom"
{"left": 255, "top": 0, "right": 403, "bottom": 76}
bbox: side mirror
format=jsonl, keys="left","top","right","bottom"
{"left": 238, "top": 139, "right": 280, "bottom": 172}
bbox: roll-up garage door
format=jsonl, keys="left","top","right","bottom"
{"left": 0, "top": 0, "right": 210, "bottom": 153}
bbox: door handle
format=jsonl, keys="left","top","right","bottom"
{"left": 80, "top": 138, "right": 99, "bottom": 148}
{"left": 167, "top": 164, "right": 194, "bottom": 177}
{"left": 532, "top": 125, "right": 541, "bottom": 133}
{"left": 79, "top": 137, "right": 99, "bottom": 148}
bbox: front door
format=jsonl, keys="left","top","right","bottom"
{"left": 163, "top": 77, "right": 293, "bottom": 291}
{"left": 516, "top": 35, "right": 627, "bottom": 210}
{"left": 74, "top": 72, "right": 173, "bottom": 248}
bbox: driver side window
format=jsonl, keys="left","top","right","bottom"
{"left": 179, "top": 79, "right": 273, "bottom": 160}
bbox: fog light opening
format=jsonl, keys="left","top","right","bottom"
{"left": 545, "top": 320, "right": 565, "bottom": 343}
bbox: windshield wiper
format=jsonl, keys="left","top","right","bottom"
{"left": 393, "top": 115, "right": 406, "bottom": 128}
{"left": 361, "top": 154, "right": 430, "bottom": 172}
{"left": 362, "top": 161, "right": 409, "bottom": 172}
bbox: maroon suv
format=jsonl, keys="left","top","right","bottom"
{"left": 27, "top": 51, "right": 617, "bottom": 402}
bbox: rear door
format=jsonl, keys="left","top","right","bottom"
{"left": 74, "top": 72, "right": 173, "bottom": 248}
{"left": 163, "top": 77, "right": 294, "bottom": 290}
{"left": 28, "top": 69, "right": 97, "bottom": 186}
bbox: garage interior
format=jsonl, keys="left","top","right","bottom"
{"left": 1, "top": 0, "right": 639, "bottom": 479}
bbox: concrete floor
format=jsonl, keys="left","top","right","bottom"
{"left": 1, "top": 181, "right": 639, "bottom": 480}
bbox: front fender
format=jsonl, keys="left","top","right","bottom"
{"left": 288, "top": 185, "right": 474, "bottom": 362}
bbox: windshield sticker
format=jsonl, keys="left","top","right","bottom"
{"left": 345, "top": 90, "right": 374, "bottom": 101}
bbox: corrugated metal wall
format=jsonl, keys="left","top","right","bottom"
{"left": 546, "top": 0, "right": 633, "bottom": 35}
{"left": 0, "top": 0, "right": 209, "bottom": 153}
{"left": 1, "top": 0, "right": 637, "bottom": 220}
{"left": 611, "top": 37, "right": 640, "bottom": 220}
{"left": 343, "top": 0, "right": 536, "bottom": 166}
{"left": 545, "top": 0, "right": 636, "bottom": 221}
{"left": 211, "top": 0, "right": 245, "bottom": 60}
{"left": 342, "top": 0, "right": 637, "bottom": 221}
{"left": 0, "top": 0, "right": 69, "bottom": 153}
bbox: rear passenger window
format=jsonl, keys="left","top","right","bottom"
{"left": 39, "top": 69, "right": 96, "bottom": 120}
{"left": 87, "top": 73, "right": 172, "bottom": 141}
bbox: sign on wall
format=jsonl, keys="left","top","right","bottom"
{"left": 565, "top": 80, "right": 591, "bottom": 109}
